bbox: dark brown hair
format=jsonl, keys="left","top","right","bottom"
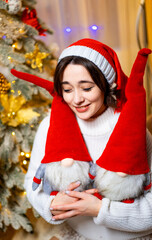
{"left": 54, "top": 56, "right": 119, "bottom": 108}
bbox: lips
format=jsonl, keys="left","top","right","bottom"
{"left": 75, "top": 104, "right": 90, "bottom": 113}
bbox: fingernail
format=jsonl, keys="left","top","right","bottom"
{"left": 50, "top": 207, "right": 53, "bottom": 210}
{"left": 65, "top": 190, "right": 70, "bottom": 194}
{"left": 52, "top": 217, "right": 55, "bottom": 221}
{"left": 76, "top": 180, "right": 81, "bottom": 185}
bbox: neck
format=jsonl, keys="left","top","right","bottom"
{"left": 90, "top": 104, "right": 108, "bottom": 120}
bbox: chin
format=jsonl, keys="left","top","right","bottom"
{"left": 76, "top": 114, "right": 91, "bottom": 120}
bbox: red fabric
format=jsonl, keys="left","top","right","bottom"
{"left": 50, "top": 191, "right": 58, "bottom": 196}
{"left": 33, "top": 177, "right": 41, "bottom": 184}
{"left": 41, "top": 95, "right": 92, "bottom": 163}
{"left": 144, "top": 183, "right": 152, "bottom": 191}
{"left": 96, "top": 49, "right": 151, "bottom": 175}
{"left": 94, "top": 192, "right": 103, "bottom": 200}
{"left": 122, "top": 199, "right": 134, "bottom": 204}
{"left": 89, "top": 172, "right": 95, "bottom": 180}
{"left": 93, "top": 193, "right": 134, "bottom": 203}
{"left": 21, "top": 8, "right": 46, "bottom": 36}
{"left": 11, "top": 69, "right": 55, "bottom": 96}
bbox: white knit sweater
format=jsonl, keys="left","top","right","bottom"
{"left": 24, "top": 107, "right": 152, "bottom": 240}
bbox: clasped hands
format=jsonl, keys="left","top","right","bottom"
{"left": 50, "top": 181, "right": 102, "bottom": 220}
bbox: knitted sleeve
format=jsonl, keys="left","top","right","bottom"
{"left": 24, "top": 114, "right": 64, "bottom": 225}
{"left": 93, "top": 129, "right": 152, "bottom": 232}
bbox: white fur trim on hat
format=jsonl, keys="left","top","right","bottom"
{"left": 59, "top": 45, "right": 116, "bottom": 84}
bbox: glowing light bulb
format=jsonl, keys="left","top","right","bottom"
{"left": 23, "top": 160, "right": 27, "bottom": 165}
{"left": 90, "top": 25, "right": 98, "bottom": 31}
{"left": 25, "top": 153, "right": 30, "bottom": 158}
{"left": 20, "top": 152, "right": 25, "bottom": 156}
{"left": 65, "top": 27, "right": 72, "bottom": 33}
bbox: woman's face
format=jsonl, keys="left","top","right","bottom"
{"left": 61, "top": 64, "right": 106, "bottom": 120}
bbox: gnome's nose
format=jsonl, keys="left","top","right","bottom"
{"left": 61, "top": 158, "right": 74, "bottom": 167}
{"left": 116, "top": 172, "right": 128, "bottom": 177}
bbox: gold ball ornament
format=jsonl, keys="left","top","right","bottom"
{"left": 0, "top": 73, "right": 11, "bottom": 95}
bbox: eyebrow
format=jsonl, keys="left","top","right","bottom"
{"left": 61, "top": 80, "right": 94, "bottom": 85}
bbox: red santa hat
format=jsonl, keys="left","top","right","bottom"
{"left": 11, "top": 38, "right": 151, "bottom": 174}
{"left": 59, "top": 38, "right": 128, "bottom": 109}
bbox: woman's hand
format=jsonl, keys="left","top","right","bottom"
{"left": 50, "top": 181, "right": 81, "bottom": 216}
{"left": 51, "top": 190, "right": 102, "bottom": 220}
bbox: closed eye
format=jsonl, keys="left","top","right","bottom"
{"left": 83, "top": 87, "right": 93, "bottom": 92}
{"left": 63, "top": 89, "right": 72, "bottom": 93}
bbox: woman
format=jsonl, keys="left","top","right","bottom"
{"left": 12, "top": 39, "right": 152, "bottom": 240}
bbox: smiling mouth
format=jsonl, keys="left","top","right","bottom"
{"left": 74, "top": 104, "right": 90, "bottom": 113}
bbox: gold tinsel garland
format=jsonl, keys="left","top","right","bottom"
{"left": 0, "top": 94, "right": 40, "bottom": 127}
{"left": 25, "top": 44, "right": 50, "bottom": 72}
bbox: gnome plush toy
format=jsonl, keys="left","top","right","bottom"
{"left": 89, "top": 48, "right": 151, "bottom": 201}
{"left": 11, "top": 38, "right": 151, "bottom": 201}
{"left": 32, "top": 158, "right": 91, "bottom": 195}
{"left": 11, "top": 65, "right": 92, "bottom": 196}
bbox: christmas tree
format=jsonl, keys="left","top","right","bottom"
{"left": 0, "top": 0, "right": 57, "bottom": 232}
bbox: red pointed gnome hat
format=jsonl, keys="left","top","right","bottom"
{"left": 96, "top": 48, "right": 151, "bottom": 175}
{"left": 11, "top": 69, "right": 55, "bottom": 96}
{"left": 11, "top": 69, "right": 92, "bottom": 163}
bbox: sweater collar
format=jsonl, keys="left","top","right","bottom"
{"left": 76, "top": 107, "right": 120, "bottom": 136}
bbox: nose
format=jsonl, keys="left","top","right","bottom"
{"left": 61, "top": 158, "right": 74, "bottom": 167}
{"left": 73, "top": 90, "right": 84, "bottom": 105}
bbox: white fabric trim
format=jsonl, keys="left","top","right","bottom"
{"left": 59, "top": 45, "right": 116, "bottom": 84}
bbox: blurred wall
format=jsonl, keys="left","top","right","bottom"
{"left": 36, "top": 0, "right": 141, "bottom": 76}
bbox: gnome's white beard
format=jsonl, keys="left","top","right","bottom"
{"left": 44, "top": 161, "right": 90, "bottom": 192}
{"left": 95, "top": 166, "right": 146, "bottom": 201}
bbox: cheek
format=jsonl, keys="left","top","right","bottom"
{"left": 89, "top": 90, "right": 104, "bottom": 104}
{"left": 62, "top": 93, "right": 72, "bottom": 105}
